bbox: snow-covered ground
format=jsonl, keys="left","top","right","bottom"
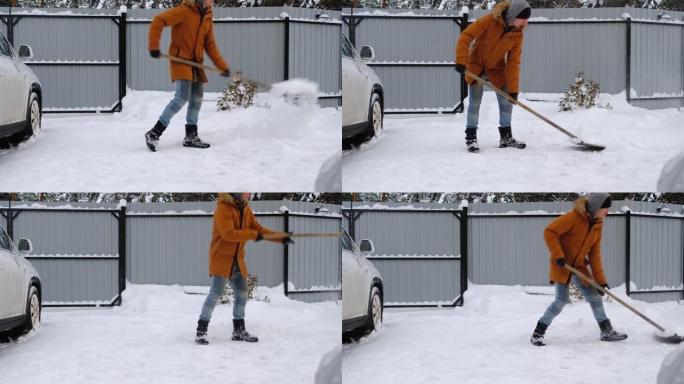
{"left": 342, "top": 93, "right": 683, "bottom": 191}
{"left": 0, "top": 284, "right": 340, "bottom": 384}
{"left": 0, "top": 90, "right": 340, "bottom": 191}
{"left": 342, "top": 284, "right": 684, "bottom": 384}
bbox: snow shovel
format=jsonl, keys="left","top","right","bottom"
{"left": 262, "top": 232, "right": 342, "bottom": 241}
{"left": 564, "top": 264, "right": 684, "bottom": 344}
{"left": 159, "top": 53, "right": 319, "bottom": 104}
{"left": 465, "top": 70, "right": 606, "bottom": 151}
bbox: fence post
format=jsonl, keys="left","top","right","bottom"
{"left": 624, "top": 209, "right": 631, "bottom": 297}
{"left": 283, "top": 16, "right": 290, "bottom": 82}
{"left": 5, "top": 200, "right": 13, "bottom": 241}
{"left": 625, "top": 16, "right": 632, "bottom": 104}
{"left": 7, "top": 4, "right": 12, "bottom": 47}
{"left": 118, "top": 9, "right": 127, "bottom": 110}
{"left": 118, "top": 205, "right": 127, "bottom": 305}
{"left": 460, "top": 206, "right": 468, "bottom": 305}
{"left": 457, "top": 12, "right": 470, "bottom": 113}
{"left": 283, "top": 210, "right": 290, "bottom": 297}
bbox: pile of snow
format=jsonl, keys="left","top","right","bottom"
{"left": 0, "top": 283, "right": 340, "bottom": 384}
{"left": 0, "top": 90, "right": 340, "bottom": 191}
{"left": 343, "top": 284, "right": 684, "bottom": 384}
{"left": 657, "top": 150, "right": 684, "bottom": 191}
{"left": 343, "top": 92, "right": 684, "bottom": 191}
{"left": 658, "top": 345, "right": 684, "bottom": 384}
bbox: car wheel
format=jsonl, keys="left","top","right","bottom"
{"left": 24, "top": 92, "right": 42, "bottom": 139}
{"left": 366, "top": 286, "right": 383, "bottom": 332}
{"left": 364, "top": 93, "right": 383, "bottom": 140}
{"left": 24, "top": 286, "right": 41, "bottom": 332}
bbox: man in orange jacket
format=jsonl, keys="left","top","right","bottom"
{"left": 146, "top": 0, "right": 230, "bottom": 152}
{"left": 195, "top": 193, "right": 292, "bottom": 345}
{"left": 530, "top": 194, "right": 627, "bottom": 346}
{"left": 455, "top": 0, "right": 530, "bottom": 153}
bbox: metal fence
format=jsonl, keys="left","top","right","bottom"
{"left": 0, "top": 200, "right": 342, "bottom": 306}
{"left": 342, "top": 7, "right": 684, "bottom": 112}
{"left": 0, "top": 7, "right": 342, "bottom": 111}
{"left": 342, "top": 200, "right": 684, "bottom": 304}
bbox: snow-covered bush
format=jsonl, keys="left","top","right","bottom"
{"left": 217, "top": 75, "right": 258, "bottom": 111}
{"left": 219, "top": 274, "right": 271, "bottom": 304}
{"left": 559, "top": 72, "right": 600, "bottom": 111}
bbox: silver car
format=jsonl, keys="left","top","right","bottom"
{"left": 0, "top": 31, "right": 42, "bottom": 143}
{"left": 342, "top": 228, "right": 383, "bottom": 336}
{"left": 342, "top": 33, "right": 383, "bottom": 145}
{"left": 0, "top": 226, "right": 41, "bottom": 339}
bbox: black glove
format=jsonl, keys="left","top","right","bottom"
{"left": 508, "top": 92, "right": 519, "bottom": 101}
{"left": 283, "top": 233, "right": 294, "bottom": 245}
{"left": 255, "top": 233, "right": 264, "bottom": 242}
{"left": 597, "top": 284, "right": 609, "bottom": 296}
{"left": 150, "top": 50, "right": 160, "bottom": 59}
{"left": 554, "top": 258, "right": 566, "bottom": 267}
{"left": 454, "top": 64, "right": 466, "bottom": 74}
{"left": 220, "top": 69, "right": 231, "bottom": 78}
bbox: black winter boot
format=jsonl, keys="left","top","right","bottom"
{"left": 145, "top": 120, "right": 167, "bottom": 152}
{"left": 232, "top": 319, "right": 258, "bottom": 343}
{"left": 530, "top": 321, "right": 548, "bottom": 346}
{"left": 465, "top": 127, "right": 480, "bottom": 153}
{"left": 195, "top": 319, "right": 209, "bottom": 345}
{"left": 498, "top": 126, "right": 526, "bottom": 149}
{"left": 183, "top": 124, "right": 210, "bottom": 149}
{"left": 599, "top": 319, "right": 628, "bottom": 342}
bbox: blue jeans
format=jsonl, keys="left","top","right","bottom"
{"left": 466, "top": 81, "right": 513, "bottom": 129}
{"left": 539, "top": 275, "right": 608, "bottom": 326}
{"left": 199, "top": 268, "right": 249, "bottom": 322}
{"left": 159, "top": 80, "right": 203, "bottom": 126}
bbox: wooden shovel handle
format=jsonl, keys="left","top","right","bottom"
{"left": 160, "top": 53, "right": 223, "bottom": 73}
{"left": 261, "top": 232, "right": 342, "bottom": 240}
{"left": 564, "top": 264, "right": 666, "bottom": 332}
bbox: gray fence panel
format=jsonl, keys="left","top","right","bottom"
{"left": 290, "top": 21, "right": 341, "bottom": 96}
{"left": 126, "top": 214, "right": 284, "bottom": 287}
{"left": 25, "top": 258, "right": 118, "bottom": 303}
{"left": 288, "top": 215, "right": 342, "bottom": 291}
{"left": 3, "top": 13, "right": 121, "bottom": 110}
{"left": 369, "top": 65, "right": 460, "bottom": 111}
{"left": 631, "top": 216, "right": 683, "bottom": 297}
{"left": 129, "top": 7, "right": 339, "bottom": 20}
{"left": 353, "top": 210, "right": 461, "bottom": 256}
{"left": 11, "top": 210, "right": 118, "bottom": 255}
{"left": 631, "top": 22, "right": 684, "bottom": 102}
{"left": 521, "top": 22, "right": 626, "bottom": 94}
{"left": 367, "top": 258, "right": 461, "bottom": 305}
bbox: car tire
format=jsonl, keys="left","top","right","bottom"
{"left": 24, "top": 285, "right": 41, "bottom": 333}
{"left": 366, "top": 286, "right": 383, "bottom": 332}
{"left": 23, "top": 92, "right": 42, "bottom": 140}
{"left": 364, "top": 92, "right": 383, "bottom": 141}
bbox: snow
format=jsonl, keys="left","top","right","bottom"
{"left": 658, "top": 345, "right": 684, "bottom": 384}
{"left": 343, "top": 284, "right": 684, "bottom": 384}
{"left": 342, "top": 93, "right": 683, "bottom": 191}
{"left": 0, "top": 90, "right": 340, "bottom": 191}
{"left": 658, "top": 150, "right": 684, "bottom": 192}
{"left": 0, "top": 284, "right": 340, "bottom": 384}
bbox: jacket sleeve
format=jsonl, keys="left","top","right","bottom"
{"left": 148, "top": 7, "right": 185, "bottom": 51}
{"left": 455, "top": 15, "right": 489, "bottom": 65}
{"left": 247, "top": 208, "right": 281, "bottom": 242}
{"left": 543, "top": 213, "right": 575, "bottom": 264}
{"left": 214, "top": 203, "right": 258, "bottom": 243}
{"left": 588, "top": 229, "right": 607, "bottom": 286}
{"left": 505, "top": 35, "right": 523, "bottom": 93}
{"left": 204, "top": 20, "right": 229, "bottom": 71}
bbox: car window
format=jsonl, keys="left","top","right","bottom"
{"left": 341, "top": 35, "right": 354, "bottom": 59}
{"left": 341, "top": 230, "right": 354, "bottom": 252}
{"left": 0, "top": 228, "right": 12, "bottom": 251}
{"left": 0, "top": 33, "right": 13, "bottom": 57}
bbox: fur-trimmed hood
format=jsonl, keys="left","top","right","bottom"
{"left": 491, "top": 0, "right": 510, "bottom": 26}
{"left": 217, "top": 193, "right": 247, "bottom": 208}
{"left": 574, "top": 196, "right": 589, "bottom": 216}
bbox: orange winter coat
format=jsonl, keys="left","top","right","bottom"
{"left": 544, "top": 197, "right": 608, "bottom": 287}
{"left": 455, "top": 0, "right": 524, "bottom": 93}
{"left": 208, "top": 194, "right": 278, "bottom": 278}
{"left": 148, "top": 0, "right": 228, "bottom": 83}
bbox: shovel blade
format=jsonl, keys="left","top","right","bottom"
{"left": 655, "top": 331, "right": 684, "bottom": 344}
{"left": 574, "top": 141, "right": 606, "bottom": 151}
